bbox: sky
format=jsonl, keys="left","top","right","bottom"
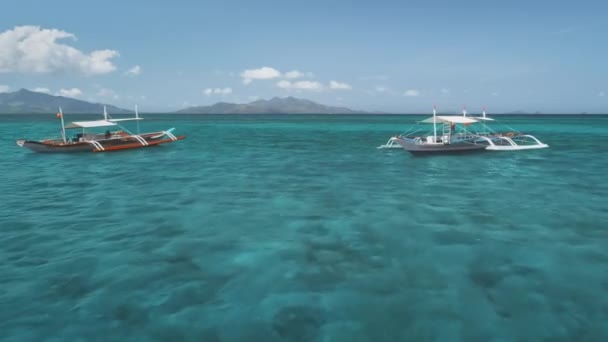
{"left": 0, "top": 0, "right": 607, "bottom": 113}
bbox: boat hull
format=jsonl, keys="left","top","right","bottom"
{"left": 395, "top": 138, "right": 487, "bottom": 155}
{"left": 17, "top": 140, "right": 95, "bottom": 153}
{"left": 94, "top": 135, "right": 185, "bottom": 152}
{"left": 16, "top": 134, "right": 185, "bottom": 153}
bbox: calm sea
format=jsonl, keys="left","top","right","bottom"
{"left": 1, "top": 114, "right": 607, "bottom": 341}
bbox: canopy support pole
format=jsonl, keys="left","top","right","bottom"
{"left": 59, "top": 107, "right": 67, "bottom": 144}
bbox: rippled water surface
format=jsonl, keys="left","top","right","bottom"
{"left": 1, "top": 114, "right": 607, "bottom": 341}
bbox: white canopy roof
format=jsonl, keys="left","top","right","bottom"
{"left": 420, "top": 116, "right": 479, "bottom": 124}
{"left": 108, "top": 118, "right": 144, "bottom": 122}
{"left": 65, "top": 120, "right": 118, "bottom": 129}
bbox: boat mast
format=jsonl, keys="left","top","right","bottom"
{"left": 462, "top": 105, "right": 467, "bottom": 117}
{"left": 482, "top": 105, "right": 486, "bottom": 118}
{"left": 433, "top": 105, "right": 437, "bottom": 142}
{"left": 135, "top": 104, "right": 140, "bottom": 134}
{"left": 58, "top": 107, "right": 67, "bottom": 144}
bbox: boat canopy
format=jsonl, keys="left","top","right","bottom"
{"left": 108, "top": 118, "right": 144, "bottom": 122}
{"left": 420, "top": 116, "right": 479, "bottom": 124}
{"left": 65, "top": 120, "right": 118, "bottom": 129}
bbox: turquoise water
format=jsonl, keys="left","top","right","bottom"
{"left": 1, "top": 114, "right": 607, "bottom": 341}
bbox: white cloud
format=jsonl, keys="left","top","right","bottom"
{"left": 277, "top": 80, "right": 351, "bottom": 91}
{"left": 284, "top": 70, "right": 313, "bottom": 79}
{"left": 33, "top": 87, "right": 50, "bottom": 93}
{"left": 375, "top": 86, "right": 387, "bottom": 92}
{"left": 125, "top": 65, "right": 142, "bottom": 76}
{"left": 0, "top": 84, "right": 9, "bottom": 93}
{"left": 241, "top": 66, "right": 281, "bottom": 84}
{"left": 404, "top": 89, "right": 420, "bottom": 97}
{"left": 58, "top": 88, "right": 82, "bottom": 98}
{"left": 203, "top": 87, "right": 232, "bottom": 95}
{"left": 0, "top": 25, "right": 119, "bottom": 75}
{"left": 440, "top": 88, "right": 450, "bottom": 94}
{"left": 96, "top": 88, "right": 119, "bottom": 99}
{"left": 491, "top": 92, "right": 499, "bottom": 96}
{"left": 285, "top": 70, "right": 304, "bottom": 79}
{"left": 599, "top": 91, "right": 605, "bottom": 97}
{"left": 248, "top": 95, "right": 260, "bottom": 101}
{"left": 277, "top": 80, "right": 324, "bottom": 91}
{"left": 240, "top": 66, "right": 344, "bottom": 90}
{"left": 277, "top": 80, "right": 291, "bottom": 89}
{"left": 329, "top": 80, "right": 352, "bottom": 90}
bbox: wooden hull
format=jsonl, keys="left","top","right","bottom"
{"left": 18, "top": 141, "right": 95, "bottom": 153}
{"left": 94, "top": 135, "right": 185, "bottom": 152}
{"left": 17, "top": 134, "right": 185, "bottom": 153}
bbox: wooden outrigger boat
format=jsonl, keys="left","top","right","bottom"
{"left": 16, "top": 106, "right": 185, "bottom": 153}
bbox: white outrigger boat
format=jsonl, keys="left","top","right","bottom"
{"left": 377, "top": 106, "right": 487, "bottom": 154}
{"left": 378, "top": 106, "right": 548, "bottom": 153}
{"left": 16, "top": 106, "right": 185, "bottom": 153}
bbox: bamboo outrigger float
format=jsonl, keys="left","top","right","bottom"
{"left": 470, "top": 106, "right": 549, "bottom": 151}
{"left": 16, "top": 106, "right": 186, "bottom": 153}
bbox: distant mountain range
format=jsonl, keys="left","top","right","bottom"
{"left": 1, "top": 89, "right": 583, "bottom": 115}
{"left": 0, "top": 91, "right": 370, "bottom": 115}
{"left": 176, "top": 96, "right": 370, "bottom": 114}
{"left": 0, "top": 89, "right": 131, "bottom": 114}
